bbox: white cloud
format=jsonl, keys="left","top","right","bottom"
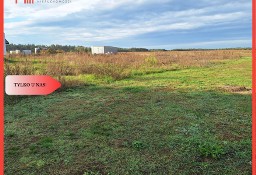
{"left": 143, "top": 39, "right": 252, "bottom": 49}
{"left": 4, "top": 0, "right": 252, "bottom": 46}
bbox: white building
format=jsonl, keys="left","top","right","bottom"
{"left": 35, "top": 48, "right": 40, "bottom": 54}
{"left": 10, "top": 50, "right": 21, "bottom": 55}
{"left": 22, "top": 50, "right": 32, "bottom": 55}
{"left": 91, "top": 46, "right": 118, "bottom": 54}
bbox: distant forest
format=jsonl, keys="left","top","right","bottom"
{"left": 6, "top": 44, "right": 91, "bottom": 53}
{"left": 6, "top": 44, "right": 251, "bottom": 53}
{"left": 6, "top": 44, "right": 167, "bottom": 53}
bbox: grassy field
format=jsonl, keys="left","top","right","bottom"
{"left": 4, "top": 51, "right": 252, "bottom": 175}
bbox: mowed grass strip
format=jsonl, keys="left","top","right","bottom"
{"left": 4, "top": 56, "right": 252, "bottom": 175}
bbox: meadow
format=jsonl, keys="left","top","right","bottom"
{"left": 4, "top": 50, "right": 252, "bottom": 175}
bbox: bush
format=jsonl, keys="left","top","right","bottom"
{"left": 145, "top": 56, "right": 158, "bottom": 66}
{"left": 79, "top": 64, "right": 129, "bottom": 80}
{"left": 46, "top": 62, "right": 76, "bottom": 76}
{"left": 57, "top": 76, "right": 84, "bottom": 90}
{"left": 5, "top": 63, "right": 35, "bottom": 75}
{"left": 132, "top": 141, "right": 147, "bottom": 150}
{"left": 198, "top": 141, "right": 225, "bottom": 159}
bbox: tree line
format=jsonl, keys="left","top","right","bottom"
{"left": 118, "top": 48, "right": 168, "bottom": 52}
{"left": 7, "top": 44, "right": 168, "bottom": 53}
{"left": 6, "top": 44, "right": 91, "bottom": 53}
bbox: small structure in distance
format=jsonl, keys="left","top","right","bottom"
{"left": 22, "top": 50, "right": 32, "bottom": 55}
{"left": 10, "top": 50, "right": 21, "bottom": 54}
{"left": 10, "top": 50, "right": 32, "bottom": 55}
{"left": 91, "top": 46, "right": 118, "bottom": 54}
{"left": 35, "top": 48, "right": 40, "bottom": 54}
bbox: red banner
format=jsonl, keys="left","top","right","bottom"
{"left": 253, "top": 0, "right": 256, "bottom": 173}
{"left": 5, "top": 75, "right": 61, "bottom": 95}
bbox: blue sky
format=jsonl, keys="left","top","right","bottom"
{"left": 4, "top": 0, "right": 252, "bottom": 49}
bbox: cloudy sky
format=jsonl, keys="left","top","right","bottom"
{"left": 4, "top": 0, "right": 252, "bottom": 49}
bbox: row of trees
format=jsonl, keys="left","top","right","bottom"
{"left": 7, "top": 44, "right": 167, "bottom": 53}
{"left": 117, "top": 48, "right": 168, "bottom": 52}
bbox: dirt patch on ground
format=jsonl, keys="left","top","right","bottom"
{"left": 218, "top": 86, "right": 251, "bottom": 94}
{"left": 110, "top": 138, "right": 129, "bottom": 148}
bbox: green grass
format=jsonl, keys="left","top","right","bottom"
{"left": 110, "top": 57, "right": 252, "bottom": 90}
{"left": 4, "top": 57, "right": 252, "bottom": 175}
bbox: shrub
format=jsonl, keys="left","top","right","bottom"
{"left": 132, "top": 141, "right": 147, "bottom": 150}
{"left": 198, "top": 141, "right": 225, "bottom": 159}
{"left": 56, "top": 76, "right": 84, "bottom": 89}
{"left": 46, "top": 62, "right": 76, "bottom": 76}
{"left": 145, "top": 56, "right": 158, "bottom": 66}
{"left": 5, "top": 63, "right": 36, "bottom": 75}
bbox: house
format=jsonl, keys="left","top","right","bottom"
{"left": 91, "top": 46, "right": 118, "bottom": 54}
{"left": 4, "top": 33, "right": 9, "bottom": 55}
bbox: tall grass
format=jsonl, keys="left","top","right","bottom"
{"left": 4, "top": 50, "right": 252, "bottom": 87}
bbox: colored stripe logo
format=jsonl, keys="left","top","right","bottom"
{"left": 24, "top": 0, "right": 34, "bottom": 4}
{"left": 15, "top": 0, "right": 34, "bottom": 4}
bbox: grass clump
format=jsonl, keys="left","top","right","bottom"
{"left": 198, "top": 140, "right": 225, "bottom": 159}
{"left": 132, "top": 141, "right": 147, "bottom": 150}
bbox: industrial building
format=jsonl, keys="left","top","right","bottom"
{"left": 91, "top": 46, "right": 118, "bottom": 54}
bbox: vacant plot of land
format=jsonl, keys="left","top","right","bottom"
{"left": 4, "top": 51, "right": 252, "bottom": 175}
